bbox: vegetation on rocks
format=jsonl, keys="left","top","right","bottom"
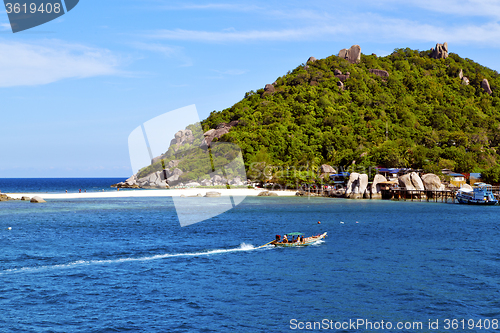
{"left": 201, "top": 47, "right": 500, "bottom": 183}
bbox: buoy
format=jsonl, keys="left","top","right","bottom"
{"left": 318, "top": 221, "right": 321, "bottom": 224}
{"left": 340, "top": 221, "right": 344, "bottom": 224}
{"left": 7, "top": 227, "right": 12, "bottom": 230}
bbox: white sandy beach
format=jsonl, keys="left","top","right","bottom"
{"left": 5, "top": 188, "right": 297, "bottom": 200}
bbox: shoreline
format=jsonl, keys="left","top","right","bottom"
{"left": 4, "top": 188, "right": 297, "bottom": 200}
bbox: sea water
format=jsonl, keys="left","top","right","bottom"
{"left": 0, "top": 180, "right": 499, "bottom": 332}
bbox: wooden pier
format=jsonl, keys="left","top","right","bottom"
{"left": 382, "top": 189, "right": 457, "bottom": 203}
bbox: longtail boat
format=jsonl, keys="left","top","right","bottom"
{"left": 261, "top": 232, "right": 327, "bottom": 248}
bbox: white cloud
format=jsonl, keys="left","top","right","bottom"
{"left": 129, "top": 42, "right": 192, "bottom": 66}
{"left": 143, "top": 12, "right": 500, "bottom": 47}
{"left": 0, "top": 40, "right": 121, "bottom": 87}
{"left": 145, "top": 26, "right": 346, "bottom": 42}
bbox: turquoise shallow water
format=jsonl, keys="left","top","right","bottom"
{"left": 1, "top": 185, "right": 500, "bottom": 332}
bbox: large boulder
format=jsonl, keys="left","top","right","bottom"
{"left": 170, "top": 129, "right": 195, "bottom": 151}
{"left": 421, "top": 174, "right": 441, "bottom": 191}
{"left": 30, "top": 196, "right": 46, "bottom": 203}
{"left": 482, "top": 79, "right": 492, "bottom": 94}
{"left": 369, "top": 69, "right": 389, "bottom": 78}
{"left": 410, "top": 172, "right": 425, "bottom": 191}
{"left": 339, "top": 45, "right": 361, "bottom": 64}
{"left": 306, "top": 56, "right": 317, "bottom": 64}
{"left": 202, "top": 121, "right": 239, "bottom": 147}
{"left": 371, "top": 174, "right": 388, "bottom": 199}
{"left": 264, "top": 84, "right": 275, "bottom": 93}
{"left": 458, "top": 69, "right": 463, "bottom": 79}
{"left": 345, "top": 173, "right": 368, "bottom": 199}
{"left": 205, "top": 191, "right": 221, "bottom": 197}
{"left": 320, "top": 164, "right": 336, "bottom": 174}
{"left": 430, "top": 42, "right": 448, "bottom": 59}
{"left": 462, "top": 77, "right": 470, "bottom": 85}
{"left": 257, "top": 191, "right": 278, "bottom": 196}
{"left": 398, "top": 174, "right": 415, "bottom": 191}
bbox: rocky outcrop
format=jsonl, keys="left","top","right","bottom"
{"left": 137, "top": 170, "right": 169, "bottom": 188}
{"left": 203, "top": 120, "right": 239, "bottom": 147}
{"left": 320, "top": 164, "right": 336, "bottom": 175}
{"left": 398, "top": 174, "right": 415, "bottom": 190}
{"left": 369, "top": 69, "right": 389, "bottom": 78}
{"left": 345, "top": 173, "right": 369, "bottom": 199}
{"left": 409, "top": 172, "right": 424, "bottom": 190}
{"left": 30, "top": 196, "right": 46, "bottom": 203}
{"left": 21, "top": 196, "right": 30, "bottom": 201}
{"left": 371, "top": 174, "right": 388, "bottom": 199}
{"left": 170, "top": 129, "right": 194, "bottom": 152}
{"left": 430, "top": 42, "right": 448, "bottom": 59}
{"left": 264, "top": 84, "right": 275, "bottom": 93}
{"left": 421, "top": 174, "right": 441, "bottom": 191}
{"left": 339, "top": 45, "right": 361, "bottom": 64}
{"left": 334, "top": 69, "right": 342, "bottom": 75}
{"left": 458, "top": 69, "right": 463, "bottom": 79}
{"left": 205, "top": 191, "right": 221, "bottom": 197}
{"left": 0, "top": 194, "right": 16, "bottom": 202}
{"left": 257, "top": 191, "right": 278, "bottom": 196}
{"left": 334, "top": 70, "right": 350, "bottom": 82}
{"left": 462, "top": 77, "right": 469, "bottom": 85}
{"left": 337, "top": 81, "right": 344, "bottom": 91}
{"left": 482, "top": 79, "right": 492, "bottom": 94}
{"left": 306, "top": 56, "right": 317, "bottom": 64}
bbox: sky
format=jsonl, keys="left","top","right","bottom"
{"left": 1, "top": 0, "right": 500, "bottom": 178}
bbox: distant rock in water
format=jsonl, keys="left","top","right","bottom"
{"left": 369, "top": 69, "right": 389, "bottom": 78}
{"left": 257, "top": 191, "right": 278, "bottom": 196}
{"left": 482, "top": 78, "right": 492, "bottom": 94}
{"left": 30, "top": 196, "right": 46, "bottom": 203}
{"left": 205, "top": 191, "right": 221, "bottom": 197}
{"left": 338, "top": 45, "right": 361, "bottom": 64}
{"left": 430, "top": 42, "right": 448, "bottom": 59}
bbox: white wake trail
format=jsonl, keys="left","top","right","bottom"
{"left": 1, "top": 243, "right": 258, "bottom": 275}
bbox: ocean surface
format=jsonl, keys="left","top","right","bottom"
{"left": 1, "top": 179, "right": 500, "bottom": 332}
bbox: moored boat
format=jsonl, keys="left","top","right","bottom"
{"left": 268, "top": 232, "right": 327, "bottom": 247}
{"left": 456, "top": 183, "right": 498, "bottom": 205}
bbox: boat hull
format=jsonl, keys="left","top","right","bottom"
{"left": 456, "top": 196, "right": 498, "bottom": 205}
{"left": 273, "top": 232, "right": 327, "bottom": 247}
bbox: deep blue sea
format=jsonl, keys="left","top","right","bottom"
{"left": 1, "top": 179, "right": 500, "bottom": 332}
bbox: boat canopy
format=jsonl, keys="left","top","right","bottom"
{"left": 286, "top": 232, "right": 304, "bottom": 236}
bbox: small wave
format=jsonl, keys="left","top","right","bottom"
{"left": 0, "top": 243, "right": 256, "bottom": 275}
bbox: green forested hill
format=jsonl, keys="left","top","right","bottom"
{"left": 202, "top": 47, "right": 500, "bottom": 178}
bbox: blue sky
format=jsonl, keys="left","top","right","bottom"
{"left": 1, "top": 0, "right": 500, "bottom": 178}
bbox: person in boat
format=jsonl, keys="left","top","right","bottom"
{"left": 283, "top": 234, "right": 288, "bottom": 243}
{"left": 275, "top": 235, "right": 281, "bottom": 242}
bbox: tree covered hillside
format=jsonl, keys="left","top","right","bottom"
{"left": 202, "top": 46, "right": 500, "bottom": 176}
